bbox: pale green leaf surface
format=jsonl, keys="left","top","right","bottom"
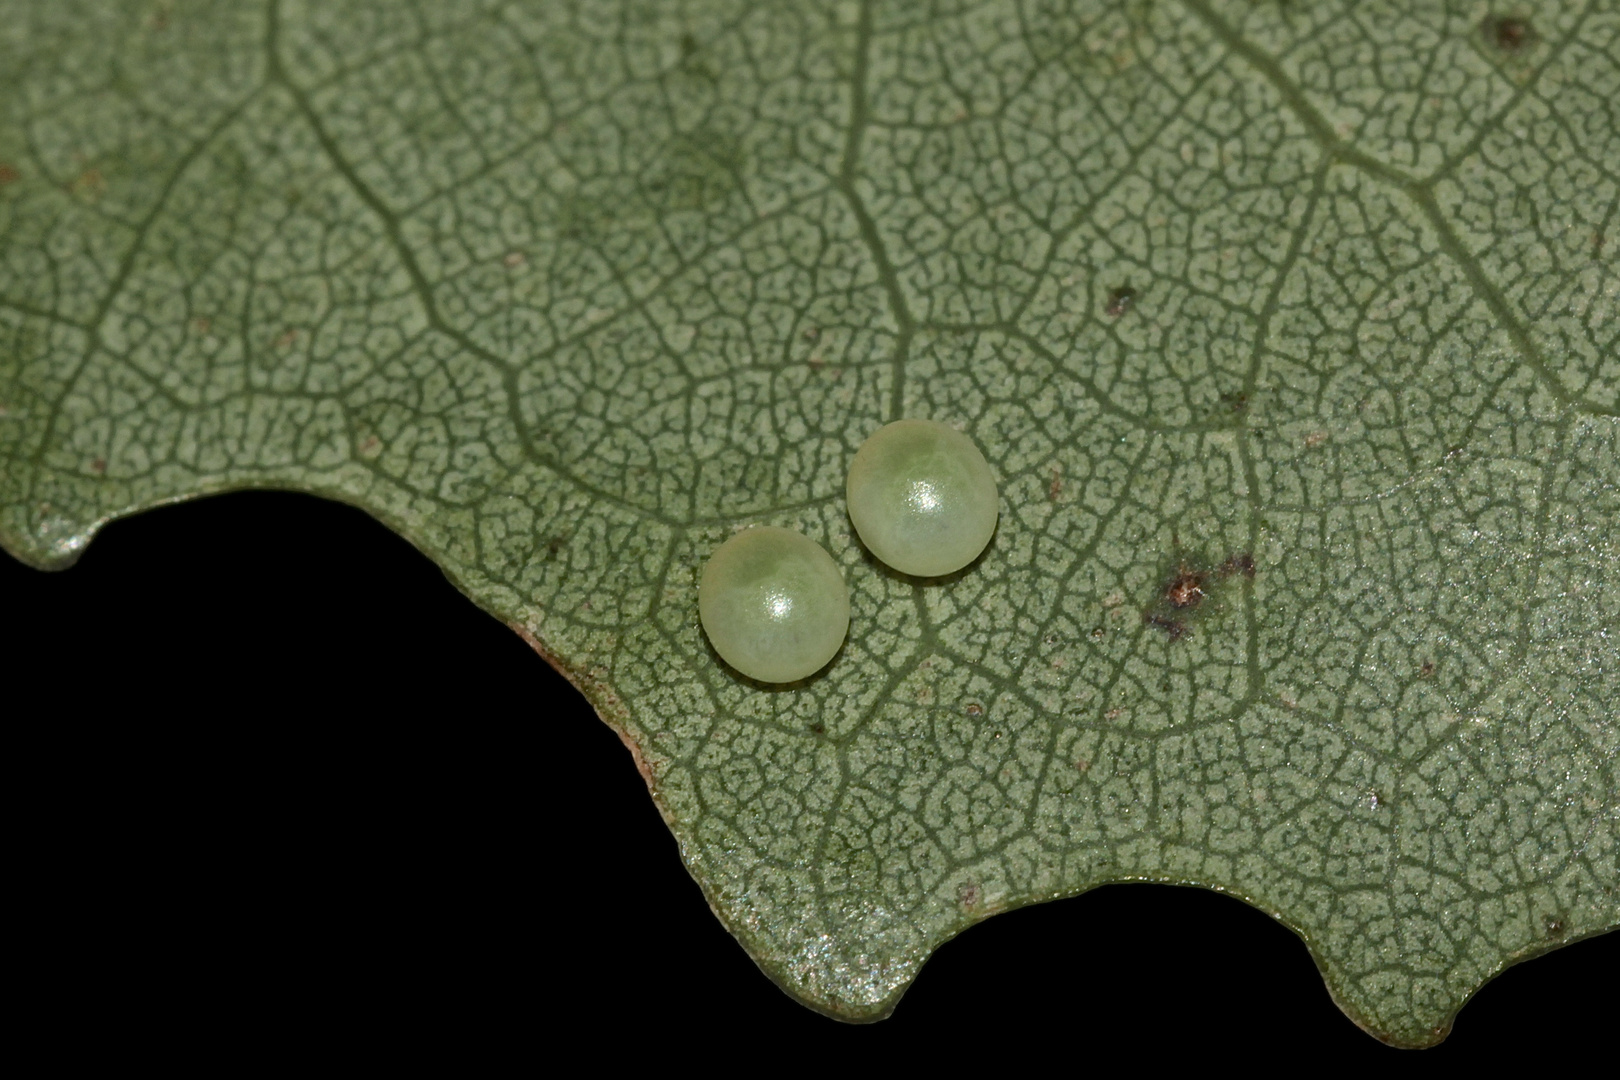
{"left": 2, "top": 0, "right": 1616, "bottom": 1045}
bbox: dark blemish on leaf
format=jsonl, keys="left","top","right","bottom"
{"left": 1221, "top": 391, "right": 1248, "bottom": 413}
{"left": 1074, "top": 758, "right": 1090, "bottom": 772}
{"left": 1218, "top": 552, "right": 1256, "bottom": 578}
{"left": 358, "top": 435, "right": 380, "bottom": 456}
{"left": 1545, "top": 916, "right": 1565, "bottom": 937}
{"left": 809, "top": 721, "right": 825, "bottom": 735}
{"left": 1595, "top": 232, "right": 1606, "bottom": 259}
{"left": 543, "top": 535, "right": 569, "bottom": 560}
{"left": 1104, "top": 285, "right": 1136, "bottom": 318}
{"left": 1091, "top": 626, "right": 1105, "bottom": 639}
{"left": 0, "top": 164, "right": 18, "bottom": 186}
{"left": 90, "top": 457, "right": 106, "bottom": 475}
{"left": 1419, "top": 660, "right": 1436, "bottom": 677}
{"left": 802, "top": 325, "right": 820, "bottom": 342}
{"left": 1049, "top": 463, "right": 1062, "bottom": 501}
{"left": 680, "top": 32, "right": 700, "bottom": 59}
{"left": 958, "top": 881, "right": 980, "bottom": 909}
{"left": 1146, "top": 613, "right": 1187, "bottom": 641}
{"left": 1484, "top": 15, "right": 1534, "bottom": 51}
{"left": 1165, "top": 565, "right": 1205, "bottom": 609}
{"left": 191, "top": 316, "right": 211, "bottom": 334}
{"left": 965, "top": 702, "right": 984, "bottom": 717}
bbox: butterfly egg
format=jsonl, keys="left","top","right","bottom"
{"left": 698, "top": 525, "right": 850, "bottom": 684}
{"left": 846, "top": 419, "right": 998, "bottom": 578}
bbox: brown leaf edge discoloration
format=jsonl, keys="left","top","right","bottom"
{"left": 511, "top": 622, "right": 658, "bottom": 794}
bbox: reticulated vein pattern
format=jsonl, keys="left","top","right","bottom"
{"left": 1, "top": 0, "right": 1615, "bottom": 1046}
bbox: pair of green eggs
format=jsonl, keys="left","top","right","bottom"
{"left": 699, "top": 419, "right": 998, "bottom": 684}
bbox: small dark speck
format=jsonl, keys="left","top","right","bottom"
{"left": 90, "top": 457, "right": 106, "bottom": 475}
{"left": 965, "top": 702, "right": 985, "bottom": 717}
{"left": 0, "top": 164, "right": 19, "bottom": 186}
{"left": 1485, "top": 15, "right": 1533, "bottom": 51}
{"left": 1545, "top": 916, "right": 1565, "bottom": 937}
{"left": 802, "top": 325, "right": 820, "bottom": 341}
{"left": 1105, "top": 285, "right": 1135, "bottom": 318}
{"left": 809, "top": 722, "right": 825, "bottom": 735}
{"left": 1419, "top": 660, "right": 1436, "bottom": 677}
{"left": 1219, "top": 552, "right": 1256, "bottom": 578}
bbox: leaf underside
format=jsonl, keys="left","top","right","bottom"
{"left": 2, "top": 0, "right": 1615, "bottom": 1046}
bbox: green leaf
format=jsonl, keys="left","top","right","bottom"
{"left": 2, "top": 0, "right": 1615, "bottom": 1046}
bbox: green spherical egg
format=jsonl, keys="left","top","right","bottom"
{"left": 846, "top": 418, "right": 998, "bottom": 578}
{"left": 698, "top": 525, "right": 850, "bottom": 684}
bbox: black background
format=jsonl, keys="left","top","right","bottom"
{"left": 5, "top": 490, "right": 1612, "bottom": 1063}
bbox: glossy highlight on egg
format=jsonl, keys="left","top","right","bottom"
{"left": 698, "top": 525, "right": 850, "bottom": 683}
{"left": 846, "top": 419, "right": 999, "bottom": 578}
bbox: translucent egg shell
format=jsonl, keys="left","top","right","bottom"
{"left": 698, "top": 526, "right": 850, "bottom": 683}
{"left": 846, "top": 419, "right": 998, "bottom": 578}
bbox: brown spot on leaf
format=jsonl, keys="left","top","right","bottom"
{"left": 503, "top": 251, "right": 526, "bottom": 268}
{"left": 0, "top": 164, "right": 18, "bottom": 186}
{"left": 358, "top": 435, "right": 380, "bottom": 456}
{"left": 809, "top": 721, "right": 826, "bottom": 735}
{"left": 1165, "top": 565, "right": 1205, "bottom": 609}
{"left": 191, "top": 316, "right": 211, "bottom": 334}
{"left": 1419, "top": 660, "right": 1436, "bottom": 678}
{"left": 90, "top": 457, "right": 106, "bottom": 475}
{"left": 1074, "top": 758, "right": 1090, "bottom": 772}
{"left": 965, "top": 702, "right": 984, "bottom": 717}
{"left": 1545, "top": 916, "right": 1565, "bottom": 937}
{"left": 1048, "top": 463, "right": 1062, "bottom": 501}
{"left": 1104, "top": 285, "right": 1135, "bottom": 318}
{"left": 1485, "top": 15, "right": 1534, "bottom": 51}
{"left": 1305, "top": 430, "right": 1329, "bottom": 449}
{"left": 1218, "top": 552, "right": 1256, "bottom": 578}
{"left": 958, "top": 881, "right": 980, "bottom": 909}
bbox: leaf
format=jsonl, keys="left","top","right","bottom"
{"left": 1, "top": 0, "right": 1615, "bottom": 1046}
